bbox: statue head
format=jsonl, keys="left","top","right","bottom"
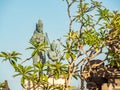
{"left": 36, "top": 19, "right": 43, "bottom": 33}
{"left": 51, "top": 40, "right": 57, "bottom": 51}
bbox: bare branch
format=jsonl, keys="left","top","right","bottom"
{"left": 76, "top": 46, "right": 103, "bottom": 67}
{"left": 66, "top": 0, "right": 76, "bottom": 32}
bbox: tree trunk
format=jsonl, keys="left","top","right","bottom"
{"left": 80, "top": 78, "right": 84, "bottom": 90}
{"left": 65, "top": 69, "right": 72, "bottom": 90}
{"left": 65, "top": 66, "right": 76, "bottom": 90}
{"left": 65, "top": 78, "right": 71, "bottom": 90}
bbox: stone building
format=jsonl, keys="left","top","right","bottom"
{"left": 83, "top": 60, "right": 120, "bottom": 90}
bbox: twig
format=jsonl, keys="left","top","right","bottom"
{"left": 66, "top": 0, "right": 76, "bottom": 32}
{"left": 20, "top": 56, "right": 33, "bottom": 64}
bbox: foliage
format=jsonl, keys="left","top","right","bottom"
{"left": 13, "top": 64, "right": 33, "bottom": 86}
{"left": 106, "top": 12, "right": 120, "bottom": 67}
{"left": 27, "top": 40, "right": 49, "bottom": 57}
{"left": 59, "top": 0, "right": 120, "bottom": 90}
{"left": 0, "top": 51, "right": 21, "bottom": 68}
{"left": 48, "top": 61, "right": 68, "bottom": 79}
{"left": 0, "top": 39, "right": 68, "bottom": 90}
{"left": 0, "top": 0, "right": 120, "bottom": 90}
{"left": 0, "top": 82, "right": 5, "bottom": 89}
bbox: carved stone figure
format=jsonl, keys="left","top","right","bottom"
{"left": 47, "top": 40, "right": 61, "bottom": 62}
{"left": 83, "top": 60, "right": 108, "bottom": 90}
{"left": 2, "top": 80, "right": 10, "bottom": 90}
{"left": 30, "top": 19, "right": 48, "bottom": 64}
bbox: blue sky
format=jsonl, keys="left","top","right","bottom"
{"left": 0, "top": 0, "right": 120, "bottom": 90}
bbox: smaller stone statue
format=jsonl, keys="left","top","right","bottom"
{"left": 47, "top": 40, "right": 61, "bottom": 62}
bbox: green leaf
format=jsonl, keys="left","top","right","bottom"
{"left": 26, "top": 47, "right": 35, "bottom": 50}
{"left": 13, "top": 73, "right": 21, "bottom": 77}
{"left": 116, "top": 60, "right": 120, "bottom": 67}
{"left": 21, "top": 77, "right": 25, "bottom": 86}
{"left": 71, "top": 53, "right": 76, "bottom": 60}
{"left": 73, "top": 75, "right": 78, "bottom": 80}
{"left": 110, "top": 60, "right": 115, "bottom": 66}
{"left": 0, "top": 52, "right": 7, "bottom": 57}
{"left": 55, "top": 73, "right": 59, "bottom": 79}
{"left": 0, "top": 82, "right": 5, "bottom": 88}
{"left": 65, "top": 52, "right": 70, "bottom": 60}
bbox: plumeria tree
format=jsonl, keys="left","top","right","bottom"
{"left": 58, "top": 0, "right": 120, "bottom": 90}
{"left": 0, "top": 0, "right": 120, "bottom": 90}
{"left": 0, "top": 41, "right": 67, "bottom": 90}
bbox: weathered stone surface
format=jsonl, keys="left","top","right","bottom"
{"left": 83, "top": 60, "right": 120, "bottom": 90}
{"left": 30, "top": 19, "right": 48, "bottom": 64}
{"left": 2, "top": 80, "right": 10, "bottom": 90}
{"left": 47, "top": 40, "right": 61, "bottom": 62}
{"left": 102, "top": 83, "right": 120, "bottom": 90}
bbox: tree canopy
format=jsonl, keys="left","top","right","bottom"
{"left": 0, "top": 0, "right": 120, "bottom": 90}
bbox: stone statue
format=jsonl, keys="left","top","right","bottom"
{"left": 2, "top": 80, "right": 10, "bottom": 90}
{"left": 47, "top": 40, "right": 61, "bottom": 62}
{"left": 30, "top": 19, "right": 48, "bottom": 64}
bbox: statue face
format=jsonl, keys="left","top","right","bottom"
{"left": 36, "top": 20, "right": 43, "bottom": 33}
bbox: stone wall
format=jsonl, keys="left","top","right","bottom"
{"left": 102, "top": 79, "right": 120, "bottom": 90}
{"left": 22, "top": 77, "right": 65, "bottom": 90}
